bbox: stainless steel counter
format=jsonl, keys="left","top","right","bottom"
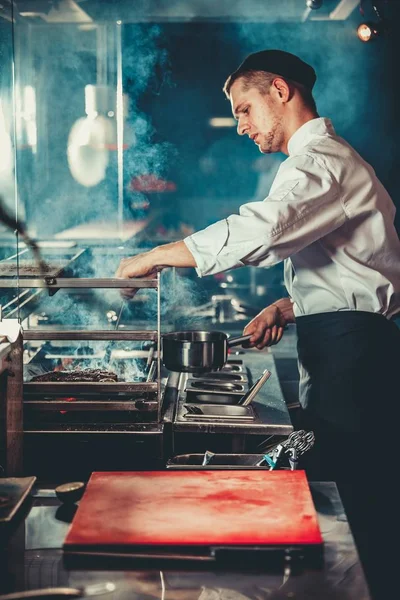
{"left": 0, "top": 481, "right": 371, "bottom": 599}
{"left": 168, "top": 349, "right": 293, "bottom": 455}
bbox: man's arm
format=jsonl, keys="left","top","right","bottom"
{"left": 116, "top": 241, "right": 197, "bottom": 279}
{"left": 271, "top": 297, "right": 296, "bottom": 324}
{"left": 243, "top": 297, "right": 295, "bottom": 349}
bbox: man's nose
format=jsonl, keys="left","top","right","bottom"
{"left": 237, "top": 120, "right": 246, "bottom": 136}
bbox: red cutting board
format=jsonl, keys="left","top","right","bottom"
{"left": 63, "top": 470, "right": 322, "bottom": 551}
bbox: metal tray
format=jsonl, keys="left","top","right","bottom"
{"left": 181, "top": 404, "right": 255, "bottom": 421}
{"left": 0, "top": 476, "right": 37, "bottom": 523}
{"left": 166, "top": 453, "right": 271, "bottom": 469}
{"left": 184, "top": 380, "right": 246, "bottom": 395}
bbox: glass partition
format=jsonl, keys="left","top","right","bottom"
{"left": 0, "top": 9, "right": 19, "bottom": 318}
{"left": 3, "top": 1, "right": 394, "bottom": 330}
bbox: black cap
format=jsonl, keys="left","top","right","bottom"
{"left": 231, "top": 49, "right": 316, "bottom": 90}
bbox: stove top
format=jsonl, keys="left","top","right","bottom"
{"left": 172, "top": 351, "right": 293, "bottom": 438}
{"left": 175, "top": 358, "right": 259, "bottom": 424}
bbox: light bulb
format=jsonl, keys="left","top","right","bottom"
{"left": 67, "top": 85, "right": 135, "bottom": 187}
{"left": 67, "top": 116, "right": 110, "bottom": 187}
{"left": 306, "top": 0, "right": 323, "bottom": 8}
{"left": 357, "top": 22, "right": 380, "bottom": 42}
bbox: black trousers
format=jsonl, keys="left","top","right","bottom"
{"left": 293, "top": 311, "right": 400, "bottom": 600}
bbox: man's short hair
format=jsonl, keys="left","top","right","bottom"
{"left": 224, "top": 49, "right": 316, "bottom": 94}
{"left": 224, "top": 69, "right": 317, "bottom": 113}
{"left": 223, "top": 49, "right": 317, "bottom": 112}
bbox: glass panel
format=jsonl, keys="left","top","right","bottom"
{"left": 4, "top": 4, "right": 316, "bottom": 331}
{"left": 0, "top": 8, "right": 19, "bottom": 318}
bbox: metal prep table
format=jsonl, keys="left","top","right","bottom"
{"left": 164, "top": 348, "right": 293, "bottom": 456}
{"left": 0, "top": 481, "right": 371, "bottom": 599}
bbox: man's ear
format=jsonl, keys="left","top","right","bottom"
{"left": 271, "top": 77, "right": 291, "bottom": 103}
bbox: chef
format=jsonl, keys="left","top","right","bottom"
{"left": 117, "top": 49, "right": 400, "bottom": 598}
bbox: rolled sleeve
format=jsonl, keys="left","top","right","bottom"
{"left": 184, "top": 220, "right": 241, "bottom": 277}
{"left": 185, "top": 154, "right": 347, "bottom": 277}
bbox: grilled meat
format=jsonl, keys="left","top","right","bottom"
{"left": 31, "top": 368, "right": 118, "bottom": 383}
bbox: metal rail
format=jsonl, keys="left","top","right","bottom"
{"left": 23, "top": 399, "right": 159, "bottom": 411}
{"left": 24, "top": 381, "right": 158, "bottom": 394}
{"left": 0, "top": 277, "right": 158, "bottom": 289}
{"left": 24, "top": 330, "right": 157, "bottom": 341}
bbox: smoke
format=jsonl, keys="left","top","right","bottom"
{"left": 15, "top": 21, "right": 176, "bottom": 238}
{"left": 23, "top": 286, "right": 149, "bottom": 383}
{"left": 122, "top": 24, "right": 171, "bottom": 98}
{"left": 132, "top": 267, "right": 211, "bottom": 330}
{"left": 23, "top": 265, "right": 209, "bottom": 383}
{"left": 10, "top": 10, "right": 397, "bottom": 360}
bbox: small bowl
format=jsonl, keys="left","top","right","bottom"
{"left": 55, "top": 481, "right": 86, "bottom": 504}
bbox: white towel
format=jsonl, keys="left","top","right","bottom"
{"left": 0, "top": 319, "right": 22, "bottom": 343}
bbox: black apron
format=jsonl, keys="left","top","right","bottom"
{"left": 295, "top": 310, "right": 400, "bottom": 598}
{"left": 296, "top": 310, "right": 400, "bottom": 433}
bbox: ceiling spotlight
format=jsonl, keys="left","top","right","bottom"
{"left": 356, "top": 1, "right": 389, "bottom": 43}
{"left": 306, "top": 0, "right": 323, "bottom": 9}
{"left": 357, "top": 21, "right": 380, "bottom": 42}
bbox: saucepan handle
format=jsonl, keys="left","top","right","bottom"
{"left": 227, "top": 334, "right": 252, "bottom": 347}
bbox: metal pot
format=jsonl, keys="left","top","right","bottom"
{"left": 162, "top": 330, "right": 251, "bottom": 373}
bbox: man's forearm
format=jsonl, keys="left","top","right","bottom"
{"left": 271, "top": 297, "right": 296, "bottom": 324}
{"left": 150, "top": 240, "right": 197, "bottom": 269}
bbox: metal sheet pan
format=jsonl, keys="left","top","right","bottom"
{"left": 0, "top": 476, "right": 36, "bottom": 524}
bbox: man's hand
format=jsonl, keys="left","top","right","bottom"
{"left": 243, "top": 298, "right": 295, "bottom": 349}
{"left": 115, "top": 251, "right": 158, "bottom": 298}
{"left": 116, "top": 251, "right": 157, "bottom": 279}
{"left": 115, "top": 241, "right": 197, "bottom": 298}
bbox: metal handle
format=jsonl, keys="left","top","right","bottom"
{"left": 227, "top": 334, "right": 252, "bottom": 347}
{"left": 0, "top": 589, "right": 83, "bottom": 600}
{"left": 239, "top": 369, "right": 271, "bottom": 406}
{"left": 0, "top": 583, "right": 116, "bottom": 600}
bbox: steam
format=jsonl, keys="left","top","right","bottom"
{"left": 18, "top": 21, "right": 175, "bottom": 238}
{"left": 133, "top": 268, "right": 210, "bottom": 330}
{"left": 23, "top": 265, "right": 207, "bottom": 383}
{"left": 9, "top": 10, "right": 395, "bottom": 381}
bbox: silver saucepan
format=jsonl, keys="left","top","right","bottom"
{"left": 162, "top": 331, "right": 252, "bottom": 373}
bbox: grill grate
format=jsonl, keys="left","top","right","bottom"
{"left": 0, "top": 260, "right": 70, "bottom": 277}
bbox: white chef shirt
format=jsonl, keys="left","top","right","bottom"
{"left": 184, "top": 118, "right": 400, "bottom": 320}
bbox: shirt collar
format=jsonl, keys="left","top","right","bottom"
{"left": 287, "top": 118, "right": 335, "bottom": 156}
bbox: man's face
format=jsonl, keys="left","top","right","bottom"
{"left": 230, "top": 78, "right": 284, "bottom": 154}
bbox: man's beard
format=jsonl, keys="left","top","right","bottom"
{"left": 259, "top": 116, "right": 283, "bottom": 154}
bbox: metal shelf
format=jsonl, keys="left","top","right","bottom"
{"left": 24, "top": 330, "right": 157, "bottom": 341}
{"left": 19, "top": 271, "right": 163, "bottom": 420}
{"left": 0, "top": 277, "right": 158, "bottom": 289}
{"left": 23, "top": 399, "right": 159, "bottom": 412}
{"left": 24, "top": 381, "right": 158, "bottom": 394}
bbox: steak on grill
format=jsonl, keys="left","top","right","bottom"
{"left": 31, "top": 368, "right": 118, "bottom": 383}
